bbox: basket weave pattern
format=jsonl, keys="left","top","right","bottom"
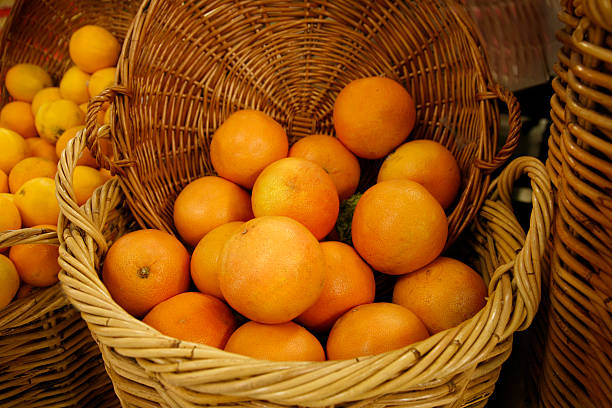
{"left": 0, "top": 0, "right": 140, "bottom": 406}
{"left": 540, "top": 1, "right": 612, "bottom": 407}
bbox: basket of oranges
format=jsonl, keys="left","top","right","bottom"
{"left": 0, "top": 0, "right": 141, "bottom": 406}
{"left": 56, "top": 0, "right": 552, "bottom": 406}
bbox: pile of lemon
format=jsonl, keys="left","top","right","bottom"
{"left": 0, "top": 25, "right": 120, "bottom": 309}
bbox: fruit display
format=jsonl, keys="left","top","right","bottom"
{"left": 0, "top": 24, "right": 120, "bottom": 309}
{"left": 95, "top": 76, "right": 490, "bottom": 361}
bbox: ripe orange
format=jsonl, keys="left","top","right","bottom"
{"left": 72, "top": 165, "right": 107, "bottom": 205}
{"left": 0, "top": 101, "right": 38, "bottom": 138}
{"left": 297, "top": 241, "right": 375, "bottom": 332}
{"left": 392, "top": 257, "right": 488, "bottom": 334}
{"left": 31, "top": 87, "right": 61, "bottom": 116}
{"left": 288, "top": 134, "right": 361, "bottom": 201}
{"left": 88, "top": 67, "right": 116, "bottom": 99}
{"left": 251, "top": 157, "right": 339, "bottom": 240}
{"left": 25, "top": 137, "right": 58, "bottom": 163}
{"left": 220, "top": 216, "right": 325, "bottom": 324}
{"left": 224, "top": 321, "right": 325, "bottom": 361}
{"left": 210, "top": 109, "right": 288, "bottom": 189}
{"left": 378, "top": 140, "right": 461, "bottom": 210}
{"left": 59, "top": 66, "right": 91, "bottom": 105}
{"left": 173, "top": 176, "right": 253, "bottom": 248}
{"left": 102, "top": 229, "right": 191, "bottom": 317}
{"left": 8, "top": 157, "right": 57, "bottom": 193}
{"left": 9, "top": 225, "right": 60, "bottom": 287}
{"left": 143, "top": 292, "right": 237, "bottom": 348}
{"left": 190, "top": 221, "right": 244, "bottom": 300}
{"left": 332, "top": 76, "right": 416, "bottom": 159}
{"left": 0, "top": 194, "right": 21, "bottom": 231}
{"left": 0, "top": 128, "right": 30, "bottom": 174}
{"left": 5, "top": 63, "right": 53, "bottom": 102}
{"left": 55, "top": 126, "right": 98, "bottom": 167}
{"left": 0, "top": 169, "right": 7, "bottom": 193}
{"left": 0, "top": 254, "right": 20, "bottom": 309}
{"left": 326, "top": 302, "right": 429, "bottom": 360}
{"left": 35, "top": 98, "right": 85, "bottom": 144}
{"left": 351, "top": 179, "right": 447, "bottom": 275}
{"left": 69, "top": 25, "right": 121, "bottom": 73}
{"left": 14, "top": 177, "right": 60, "bottom": 227}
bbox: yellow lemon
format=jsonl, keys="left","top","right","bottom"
{"left": 31, "top": 87, "right": 61, "bottom": 116}
{"left": 35, "top": 99, "right": 85, "bottom": 143}
{"left": 0, "top": 128, "right": 30, "bottom": 174}
{"left": 69, "top": 25, "right": 121, "bottom": 73}
{"left": 14, "top": 177, "right": 60, "bottom": 227}
{"left": 73, "top": 165, "right": 107, "bottom": 206}
{"left": 88, "top": 67, "right": 116, "bottom": 98}
{"left": 59, "top": 66, "right": 91, "bottom": 105}
{"left": 5, "top": 63, "right": 53, "bottom": 102}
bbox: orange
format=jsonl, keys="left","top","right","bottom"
{"left": 0, "top": 194, "right": 21, "bottom": 231}
{"left": 14, "top": 177, "right": 60, "bottom": 227}
{"left": 69, "top": 25, "right": 121, "bottom": 74}
{"left": 35, "top": 99, "right": 85, "bottom": 144}
{"left": 55, "top": 126, "right": 98, "bottom": 167}
{"left": 332, "top": 76, "right": 416, "bottom": 159}
{"left": 378, "top": 140, "right": 461, "bottom": 209}
{"left": 220, "top": 216, "right": 325, "bottom": 324}
{"left": 0, "top": 128, "right": 30, "bottom": 174}
{"left": 0, "top": 254, "right": 20, "bottom": 309}
{"left": 143, "top": 292, "right": 237, "bottom": 348}
{"left": 59, "top": 66, "right": 91, "bottom": 105}
{"left": 0, "top": 101, "right": 38, "bottom": 138}
{"left": 72, "top": 165, "right": 107, "bottom": 205}
{"left": 326, "top": 302, "right": 429, "bottom": 360}
{"left": 25, "top": 137, "right": 58, "bottom": 163}
{"left": 173, "top": 176, "right": 253, "bottom": 248}
{"left": 351, "top": 179, "right": 447, "bottom": 275}
{"left": 9, "top": 225, "right": 60, "bottom": 288}
{"left": 224, "top": 321, "right": 325, "bottom": 361}
{"left": 288, "top": 134, "right": 361, "bottom": 201}
{"left": 32, "top": 87, "right": 62, "bottom": 116}
{"left": 5, "top": 63, "right": 53, "bottom": 102}
{"left": 8, "top": 157, "right": 57, "bottom": 193}
{"left": 190, "top": 221, "right": 243, "bottom": 300}
{"left": 0, "top": 169, "right": 7, "bottom": 193}
{"left": 297, "top": 241, "right": 375, "bottom": 332}
{"left": 102, "top": 229, "right": 191, "bottom": 317}
{"left": 392, "top": 257, "right": 488, "bottom": 334}
{"left": 88, "top": 67, "right": 116, "bottom": 98}
{"left": 210, "top": 109, "right": 288, "bottom": 189}
{"left": 251, "top": 157, "right": 339, "bottom": 240}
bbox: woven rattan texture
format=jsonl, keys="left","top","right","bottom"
{"left": 89, "top": 0, "right": 522, "bottom": 252}
{"left": 0, "top": 0, "right": 141, "bottom": 406}
{"left": 539, "top": 1, "right": 612, "bottom": 407}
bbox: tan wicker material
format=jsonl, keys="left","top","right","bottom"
{"left": 539, "top": 1, "right": 612, "bottom": 407}
{"left": 0, "top": 0, "right": 141, "bottom": 406}
{"left": 87, "top": 0, "right": 522, "bottom": 252}
{"left": 56, "top": 109, "right": 553, "bottom": 407}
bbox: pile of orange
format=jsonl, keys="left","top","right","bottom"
{"left": 0, "top": 24, "right": 121, "bottom": 309}
{"left": 100, "top": 76, "right": 489, "bottom": 362}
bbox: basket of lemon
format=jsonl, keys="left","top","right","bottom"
{"left": 56, "top": 0, "right": 552, "bottom": 407}
{"left": 0, "top": 0, "right": 140, "bottom": 406}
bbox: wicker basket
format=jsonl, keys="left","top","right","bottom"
{"left": 85, "top": 0, "right": 522, "bottom": 251}
{"left": 539, "top": 1, "right": 612, "bottom": 407}
{"left": 0, "top": 0, "right": 140, "bottom": 406}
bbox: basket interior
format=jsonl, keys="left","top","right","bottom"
{"left": 111, "top": 0, "right": 500, "bottom": 236}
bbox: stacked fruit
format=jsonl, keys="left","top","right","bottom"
{"left": 102, "top": 76, "right": 489, "bottom": 361}
{"left": 0, "top": 25, "right": 120, "bottom": 309}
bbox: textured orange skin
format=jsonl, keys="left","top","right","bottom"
{"left": 9, "top": 224, "right": 59, "bottom": 287}
{"left": 224, "top": 321, "right": 325, "bottom": 361}
{"left": 351, "top": 179, "right": 448, "bottom": 275}
{"left": 393, "top": 257, "right": 487, "bottom": 334}
{"left": 219, "top": 216, "right": 325, "bottom": 324}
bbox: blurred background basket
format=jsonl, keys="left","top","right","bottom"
{"left": 538, "top": 1, "right": 612, "bottom": 407}
{"left": 0, "top": 0, "right": 140, "bottom": 406}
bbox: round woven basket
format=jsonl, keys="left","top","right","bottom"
{"left": 539, "top": 1, "right": 612, "bottom": 407}
{"left": 0, "top": 0, "right": 140, "bottom": 406}
{"left": 86, "top": 0, "right": 522, "bottom": 250}
{"left": 57, "top": 123, "right": 552, "bottom": 407}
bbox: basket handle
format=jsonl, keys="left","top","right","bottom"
{"left": 475, "top": 84, "right": 522, "bottom": 173}
{"left": 485, "top": 156, "right": 553, "bottom": 335}
{"left": 84, "top": 85, "right": 131, "bottom": 176}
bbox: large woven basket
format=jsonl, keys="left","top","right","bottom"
{"left": 539, "top": 1, "right": 612, "bottom": 407}
{"left": 0, "top": 0, "right": 140, "bottom": 406}
{"left": 86, "top": 0, "right": 522, "bottom": 250}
